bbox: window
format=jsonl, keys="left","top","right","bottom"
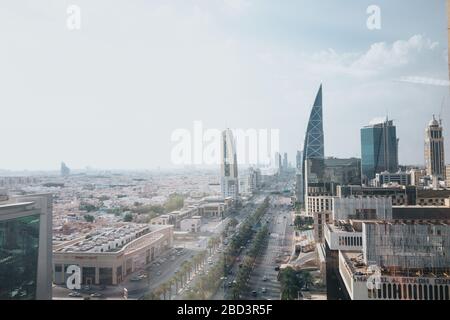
{"left": 0, "top": 215, "right": 40, "bottom": 300}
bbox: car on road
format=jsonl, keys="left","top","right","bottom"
{"left": 262, "top": 288, "right": 267, "bottom": 293}
{"left": 68, "top": 292, "right": 81, "bottom": 297}
{"left": 251, "top": 290, "right": 257, "bottom": 297}
{"left": 156, "top": 271, "right": 162, "bottom": 276}
{"left": 130, "top": 276, "right": 142, "bottom": 282}
{"left": 262, "top": 276, "right": 268, "bottom": 281}
{"left": 90, "top": 292, "right": 102, "bottom": 298}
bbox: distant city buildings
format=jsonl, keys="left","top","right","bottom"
{"left": 361, "top": 119, "right": 399, "bottom": 182}
{"left": 409, "top": 168, "right": 426, "bottom": 186}
{"left": 373, "top": 170, "right": 411, "bottom": 187}
{"left": 296, "top": 150, "right": 302, "bottom": 170}
{"left": 283, "top": 153, "right": 288, "bottom": 171}
{"left": 220, "top": 129, "right": 239, "bottom": 200}
{"left": 60, "top": 162, "right": 71, "bottom": 177}
{"left": 0, "top": 192, "right": 53, "bottom": 300}
{"left": 425, "top": 115, "right": 446, "bottom": 179}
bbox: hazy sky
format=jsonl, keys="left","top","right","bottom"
{"left": 0, "top": 0, "right": 448, "bottom": 170}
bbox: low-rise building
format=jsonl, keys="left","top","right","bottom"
{"left": 179, "top": 216, "right": 202, "bottom": 233}
{"left": 53, "top": 224, "right": 173, "bottom": 286}
{"left": 372, "top": 171, "right": 411, "bottom": 187}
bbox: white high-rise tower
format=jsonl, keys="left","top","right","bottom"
{"left": 425, "top": 115, "right": 445, "bottom": 179}
{"left": 220, "top": 129, "right": 239, "bottom": 200}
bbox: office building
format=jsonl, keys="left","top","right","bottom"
{"left": 373, "top": 171, "right": 411, "bottom": 187}
{"left": 323, "top": 157, "right": 361, "bottom": 186}
{"left": 295, "top": 171, "right": 304, "bottom": 205}
{"left": 333, "top": 196, "right": 392, "bottom": 221}
{"left": 296, "top": 150, "right": 302, "bottom": 170}
{"left": 302, "top": 85, "right": 325, "bottom": 197}
{"left": 283, "top": 153, "right": 288, "bottom": 171}
{"left": 220, "top": 129, "right": 239, "bottom": 200}
{"left": 324, "top": 206, "right": 450, "bottom": 300}
{"left": 361, "top": 119, "right": 399, "bottom": 182}
{"left": 0, "top": 193, "right": 53, "bottom": 300}
{"left": 446, "top": 165, "right": 450, "bottom": 187}
{"left": 337, "top": 185, "right": 415, "bottom": 206}
{"left": 425, "top": 115, "right": 445, "bottom": 179}
{"left": 409, "top": 168, "right": 426, "bottom": 186}
{"left": 60, "top": 162, "right": 70, "bottom": 177}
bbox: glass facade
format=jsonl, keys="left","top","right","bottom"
{"left": 302, "top": 85, "right": 325, "bottom": 191}
{"left": 361, "top": 120, "right": 398, "bottom": 180}
{"left": 0, "top": 214, "right": 40, "bottom": 300}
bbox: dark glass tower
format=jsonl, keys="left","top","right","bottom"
{"left": 361, "top": 119, "right": 399, "bottom": 181}
{"left": 302, "top": 85, "right": 325, "bottom": 191}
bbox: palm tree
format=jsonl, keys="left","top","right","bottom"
{"left": 207, "top": 238, "right": 214, "bottom": 255}
{"left": 160, "top": 282, "right": 171, "bottom": 300}
{"left": 173, "top": 273, "right": 180, "bottom": 293}
{"left": 193, "top": 255, "right": 201, "bottom": 272}
{"left": 152, "top": 287, "right": 163, "bottom": 300}
{"left": 300, "top": 271, "right": 314, "bottom": 290}
{"left": 186, "top": 261, "right": 193, "bottom": 280}
{"left": 165, "top": 281, "right": 173, "bottom": 300}
{"left": 180, "top": 262, "right": 190, "bottom": 285}
{"left": 145, "top": 291, "right": 159, "bottom": 300}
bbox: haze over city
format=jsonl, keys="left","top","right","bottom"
{"left": 0, "top": 0, "right": 448, "bottom": 171}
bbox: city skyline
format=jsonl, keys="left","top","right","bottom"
{"left": 0, "top": 0, "right": 449, "bottom": 171}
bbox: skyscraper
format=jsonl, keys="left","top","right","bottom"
{"left": 425, "top": 115, "right": 445, "bottom": 178}
{"left": 0, "top": 193, "right": 53, "bottom": 300}
{"left": 361, "top": 118, "right": 399, "bottom": 182}
{"left": 302, "top": 85, "right": 325, "bottom": 188}
{"left": 60, "top": 162, "right": 70, "bottom": 177}
{"left": 283, "top": 153, "right": 288, "bottom": 171}
{"left": 220, "top": 129, "right": 239, "bottom": 200}
{"left": 296, "top": 150, "right": 302, "bottom": 170}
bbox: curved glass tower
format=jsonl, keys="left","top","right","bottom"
{"left": 302, "top": 85, "right": 325, "bottom": 190}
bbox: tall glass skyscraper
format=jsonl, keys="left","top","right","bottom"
{"left": 302, "top": 85, "right": 325, "bottom": 187}
{"left": 361, "top": 119, "right": 399, "bottom": 181}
